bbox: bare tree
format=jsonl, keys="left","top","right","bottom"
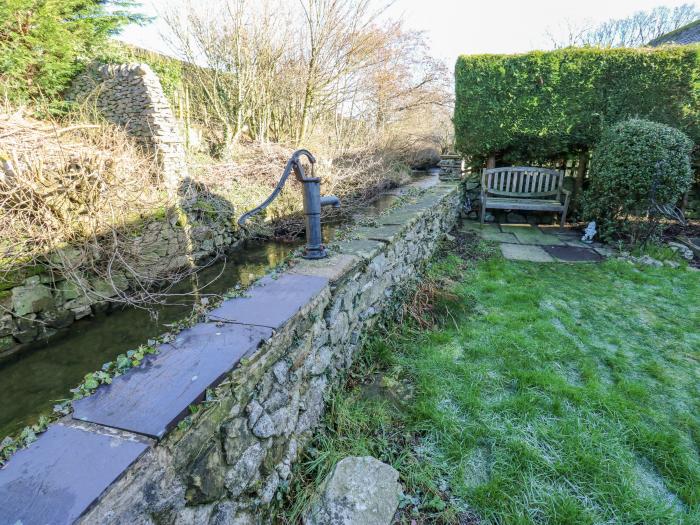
{"left": 161, "top": 0, "right": 450, "bottom": 151}
{"left": 552, "top": 3, "right": 699, "bottom": 48}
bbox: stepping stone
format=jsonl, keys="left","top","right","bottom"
{"left": 542, "top": 245, "right": 603, "bottom": 262}
{"left": 481, "top": 230, "right": 519, "bottom": 243}
{"left": 208, "top": 273, "right": 328, "bottom": 329}
{"left": 73, "top": 322, "right": 272, "bottom": 438}
{"left": 0, "top": 423, "right": 150, "bottom": 525}
{"left": 500, "top": 224, "right": 565, "bottom": 246}
{"left": 500, "top": 243, "right": 555, "bottom": 262}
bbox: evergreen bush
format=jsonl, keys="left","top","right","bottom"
{"left": 0, "top": 0, "right": 147, "bottom": 101}
{"left": 582, "top": 118, "right": 694, "bottom": 240}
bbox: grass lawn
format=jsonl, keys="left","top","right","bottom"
{"left": 277, "top": 239, "right": 700, "bottom": 524}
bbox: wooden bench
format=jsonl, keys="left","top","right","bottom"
{"left": 480, "top": 167, "right": 571, "bottom": 229}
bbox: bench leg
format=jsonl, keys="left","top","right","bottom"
{"left": 559, "top": 210, "right": 567, "bottom": 231}
{"left": 480, "top": 202, "right": 486, "bottom": 224}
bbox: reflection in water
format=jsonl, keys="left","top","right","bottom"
{"left": 0, "top": 240, "right": 296, "bottom": 438}
{"left": 0, "top": 182, "right": 426, "bottom": 438}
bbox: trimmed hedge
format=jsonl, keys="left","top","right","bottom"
{"left": 454, "top": 47, "right": 699, "bottom": 164}
{"left": 583, "top": 118, "right": 693, "bottom": 239}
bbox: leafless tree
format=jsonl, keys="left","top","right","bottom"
{"left": 551, "top": 3, "right": 699, "bottom": 48}
{"left": 162, "top": 0, "right": 450, "bottom": 150}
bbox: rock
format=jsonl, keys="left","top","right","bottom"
{"left": 252, "top": 412, "right": 275, "bottom": 438}
{"left": 638, "top": 255, "right": 663, "bottom": 268}
{"left": 186, "top": 443, "right": 226, "bottom": 504}
{"left": 71, "top": 305, "right": 93, "bottom": 320}
{"left": 303, "top": 456, "right": 402, "bottom": 525}
{"left": 484, "top": 212, "right": 496, "bottom": 223}
{"left": 222, "top": 417, "right": 256, "bottom": 465}
{"left": 0, "top": 335, "right": 15, "bottom": 353}
{"left": 668, "top": 242, "right": 694, "bottom": 261}
{"left": 224, "top": 442, "right": 266, "bottom": 497}
{"left": 11, "top": 285, "right": 54, "bottom": 316}
{"left": 663, "top": 260, "right": 680, "bottom": 268}
{"left": 13, "top": 314, "right": 39, "bottom": 343}
{"left": 0, "top": 314, "right": 13, "bottom": 337}
{"left": 40, "top": 309, "right": 74, "bottom": 329}
{"left": 56, "top": 280, "right": 82, "bottom": 301}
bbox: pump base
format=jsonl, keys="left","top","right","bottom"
{"left": 302, "top": 246, "right": 328, "bottom": 259}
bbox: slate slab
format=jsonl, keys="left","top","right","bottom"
{"left": 290, "top": 253, "right": 360, "bottom": 283}
{"left": 500, "top": 243, "right": 555, "bottom": 262}
{"left": 73, "top": 322, "right": 272, "bottom": 438}
{"left": 481, "top": 231, "right": 519, "bottom": 243}
{"left": 335, "top": 239, "right": 384, "bottom": 261}
{"left": 353, "top": 224, "right": 404, "bottom": 243}
{"left": 0, "top": 423, "right": 150, "bottom": 525}
{"left": 207, "top": 273, "right": 328, "bottom": 329}
{"left": 500, "top": 225, "right": 565, "bottom": 246}
{"left": 542, "top": 245, "right": 602, "bottom": 262}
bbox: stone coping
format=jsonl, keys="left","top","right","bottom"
{"left": 0, "top": 182, "right": 459, "bottom": 524}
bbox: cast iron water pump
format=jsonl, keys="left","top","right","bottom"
{"left": 237, "top": 149, "right": 340, "bottom": 259}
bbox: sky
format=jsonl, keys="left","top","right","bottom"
{"left": 118, "top": 0, "right": 696, "bottom": 65}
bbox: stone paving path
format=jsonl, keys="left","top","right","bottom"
{"left": 461, "top": 222, "right": 612, "bottom": 263}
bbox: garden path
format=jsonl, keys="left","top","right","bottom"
{"left": 460, "top": 222, "right": 612, "bottom": 262}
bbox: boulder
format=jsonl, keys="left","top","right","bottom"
{"left": 303, "top": 456, "right": 401, "bottom": 525}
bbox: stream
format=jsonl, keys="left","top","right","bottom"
{"left": 0, "top": 177, "right": 439, "bottom": 440}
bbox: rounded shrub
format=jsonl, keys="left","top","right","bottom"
{"left": 583, "top": 118, "right": 694, "bottom": 240}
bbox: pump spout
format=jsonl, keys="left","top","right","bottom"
{"left": 320, "top": 195, "right": 341, "bottom": 208}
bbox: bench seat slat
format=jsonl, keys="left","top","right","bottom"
{"left": 484, "top": 198, "right": 564, "bottom": 211}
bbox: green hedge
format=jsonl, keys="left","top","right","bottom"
{"left": 454, "top": 47, "right": 699, "bottom": 164}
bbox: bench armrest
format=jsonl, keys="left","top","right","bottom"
{"left": 560, "top": 188, "right": 571, "bottom": 206}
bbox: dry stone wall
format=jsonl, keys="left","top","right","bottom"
{"left": 0, "top": 214, "right": 238, "bottom": 357}
{"left": 68, "top": 63, "right": 187, "bottom": 189}
{"left": 0, "top": 182, "right": 461, "bottom": 525}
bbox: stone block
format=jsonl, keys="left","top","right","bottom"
{"left": 11, "top": 284, "right": 54, "bottom": 316}
{"left": 186, "top": 443, "right": 226, "bottom": 504}
{"left": 40, "top": 308, "right": 75, "bottom": 329}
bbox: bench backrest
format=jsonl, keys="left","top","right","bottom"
{"left": 482, "top": 167, "right": 563, "bottom": 197}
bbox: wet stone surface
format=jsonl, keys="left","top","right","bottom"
{"left": 72, "top": 323, "right": 272, "bottom": 438}
{"left": 207, "top": 273, "right": 328, "bottom": 329}
{"left": 0, "top": 423, "right": 150, "bottom": 525}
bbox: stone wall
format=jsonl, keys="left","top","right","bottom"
{"left": 68, "top": 63, "right": 187, "bottom": 189}
{"left": 0, "top": 213, "right": 238, "bottom": 357}
{"left": 0, "top": 183, "right": 461, "bottom": 525}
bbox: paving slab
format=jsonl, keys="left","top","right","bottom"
{"left": 459, "top": 222, "right": 501, "bottom": 233}
{"left": 542, "top": 245, "right": 603, "bottom": 262}
{"left": 73, "top": 322, "right": 272, "bottom": 438}
{"left": 500, "top": 224, "right": 565, "bottom": 246}
{"left": 500, "top": 243, "right": 555, "bottom": 262}
{"left": 0, "top": 423, "right": 150, "bottom": 525}
{"left": 207, "top": 273, "right": 328, "bottom": 328}
{"left": 481, "top": 230, "right": 519, "bottom": 243}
